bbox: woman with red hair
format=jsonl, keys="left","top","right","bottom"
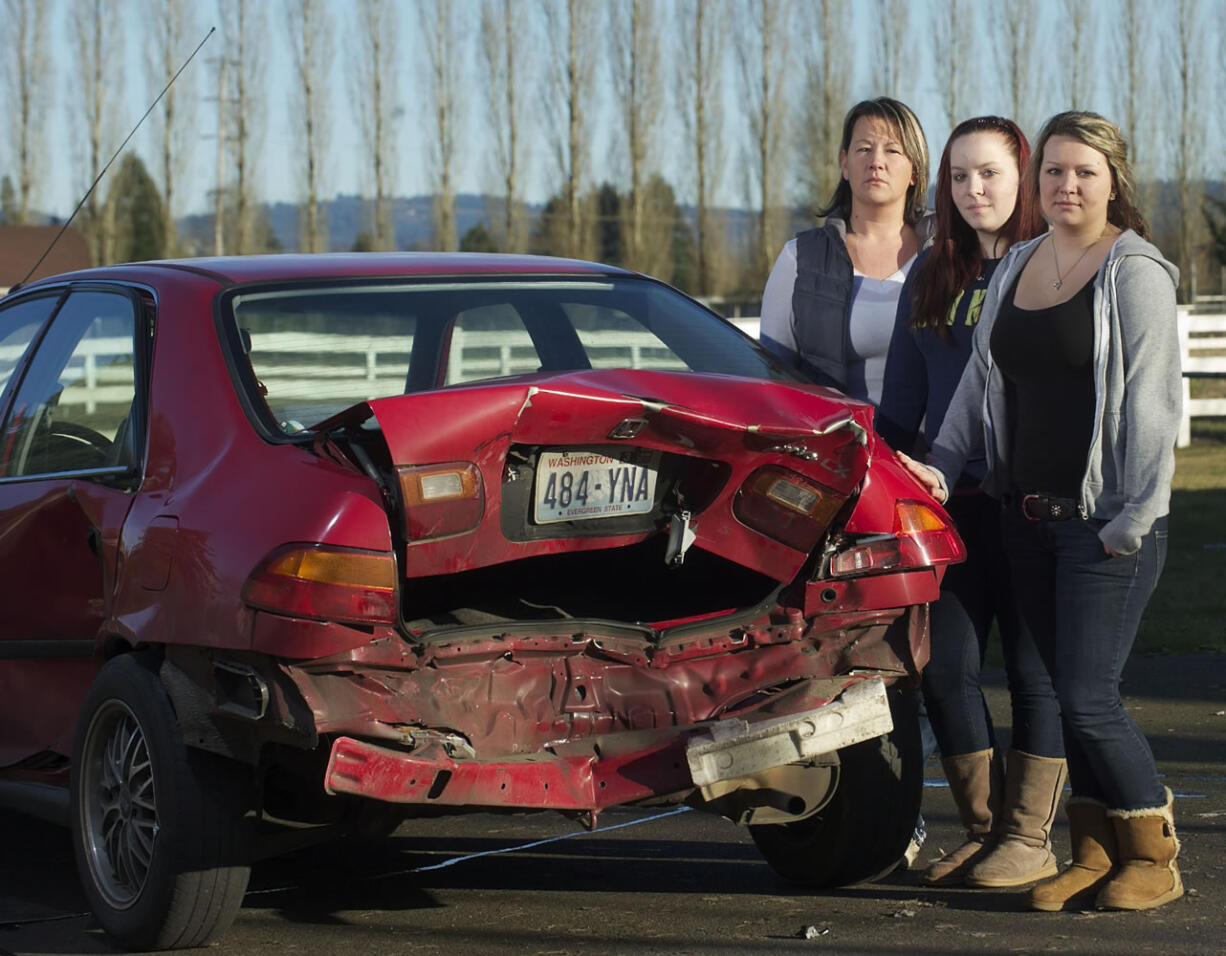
{"left": 878, "top": 117, "right": 1063, "bottom": 889}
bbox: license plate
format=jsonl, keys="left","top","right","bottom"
{"left": 534, "top": 448, "right": 660, "bottom": 524}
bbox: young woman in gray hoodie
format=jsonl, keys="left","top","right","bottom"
{"left": 900, "top": 111, "right": 1183, "bottom": 913}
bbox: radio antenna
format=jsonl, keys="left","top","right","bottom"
{"left": 14, "top": 25, "right": 216, "bottom": 290}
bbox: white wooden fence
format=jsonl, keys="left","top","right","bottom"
{"left": 1177, "top": 309, "right": 1226, "bottom": 447}
{"left": 733, "top": 314, "right": 1226, "bottom": 449}
{"left": 7, "top": 314, "right": 1222, "bottom": 448}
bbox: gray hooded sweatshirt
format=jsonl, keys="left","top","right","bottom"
{"left": 927, "top": 229, "right": 1181, "bottom": 556}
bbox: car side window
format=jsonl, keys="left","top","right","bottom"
{"left": 0, "top": 296, "right": 59, "bottom": 405}
{"left": 0, "top": 290, "right": 138, "bottom": 478}
{"left": 442, "top": 304, "right": 539, "bottom": 385}
{"left": 235, "top": 293, "right": 419, "bottom": 432}
{"left": 562, "top": 302, "right": 685, "bottom": 373}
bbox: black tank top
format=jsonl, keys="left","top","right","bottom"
{"left": 990, "top": 275, "right": 1096, "bottom": 497}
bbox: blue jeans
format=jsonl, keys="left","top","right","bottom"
{"left": 922, "top": 493, "right": 1063, "bottom": 758}
{"left": 1001, "top": 505, "right": 1169, "bottom": 810}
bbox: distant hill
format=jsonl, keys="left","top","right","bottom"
{"left": 174, "top": 192, "right": 763, "bottom": 255}
{"left": 177, "top": 193, "right": 534, "bottom": 253}
{"left": 102, "top": 177, "right": 1226, "bottom": 267}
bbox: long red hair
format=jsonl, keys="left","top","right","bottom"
{"left": 910, "top": 117, "right": 1044, "bottom": 339}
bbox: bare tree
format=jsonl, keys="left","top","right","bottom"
{"left": 3, "top": 0, "right": 51, "bottom": 225}
{"left": 351, "top": 0, "right": 399, "bottom": 251}
{"left": 542, "top": 0, "right": 597, "bottom": 260}
{"left": 145, "top": 0, "right": 194, "bottom": 256}
{"left": 1062, "top": 0, "right": 1093, "bottom": 109}
{"left": 736, "top": 0, "right": 792, "bottom": 289}
{"left": 796, "top": 0, "right": 850, "bottom": 217}
{"left": 1172, "top": 0, "right": 1206, "bottom": 301}
{"left": 212, "top": 55, "right": 228, "bottom": 256}
{"left": 1113, "top": 0, "right": 1153, "bottom": 218}
{"left": 934, "top": 0, "right": 973, "bottom": 126}
{"left": 993, "top": 0, "right": 1041, "bottom": 133}
{"left": 677, "top": 0, "right": 727, "bottom": 296}
{"left": 480, "top": 0, "right": 531, "bottom": 251}
{"left": 286, "top": 0, "right": 331, "bottom": 253}
{"left": 419, "top": 0, "right": 463, "bottom": 251}
{"left": 73, "top": 0, "right": 123, "bottom": 264}
{"left": 876, "top": 0, "right": 908, "bottom": 98}
{"left": 609, "top": 0, "right": 664, "bottom": 274}
{"left": 221, "top": 0, "right": 265, "bottom": 255}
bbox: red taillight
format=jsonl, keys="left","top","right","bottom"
{"left": 397, "top": 462, "right": 484, "bottom": 541}
{"left": 829, "top": 499, "right": 965, "bottom": 577}
{"left": 733, "top": 466, "right": 845, "bottom": 552}
{"left": 894, "top": 499, "right": 965, "bottom": 567}
{"left": 828, "top": 535, "right": 902, "bottom": 576}
{"left": 243, "top": 545, "right": 397, "bottom": 625}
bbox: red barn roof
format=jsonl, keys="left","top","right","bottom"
{"left": 0, "top": 225, "right": 92, "bottom": 291}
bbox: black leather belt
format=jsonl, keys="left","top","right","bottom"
{"left": 1019, "top": 493, "right": 1079, "bottom": 521}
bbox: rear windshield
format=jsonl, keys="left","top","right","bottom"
{"left": 225, "top": 277, "right": 795, "bottom": 435}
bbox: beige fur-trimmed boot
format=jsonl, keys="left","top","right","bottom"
{"left": 964, "top": 750, "right": 1066, "bottom": 888}
{"left": 921, "top": 749, "right": 1002, "bottom": 885}
{"left": 1029, "top": 796, "right": 1115, "bottom": 911}
{"left": 1095, "top": 788, "right": 1184, "bottom": 911}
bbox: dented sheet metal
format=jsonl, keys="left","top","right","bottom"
{"left": 363, "top": 369, "right": 873, "bottom": 582}
{"left": 322, "top": 677, "right": 895, "bottom": 810}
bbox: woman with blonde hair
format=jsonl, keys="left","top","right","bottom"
{"left": 901, "top": 111, "right": 1183, "bottom": 912}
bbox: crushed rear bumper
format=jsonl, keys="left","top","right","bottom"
{"left": 323, "top": 678, "right": 893, "bottom": 812}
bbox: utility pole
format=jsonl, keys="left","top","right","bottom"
{"left": 205, "top": 55, "right": 238, "bottom": 256}
{"left": 214, "top": 56, "right": 227, "bottom": 255}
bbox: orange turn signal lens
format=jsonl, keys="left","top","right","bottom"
{"left": 244, "top": 545, "right": 397, "bottom": 625}
{"left": 828, "top": 500, "right": 965, "bottom": 578}
{"left": 893, "top": 498, "right": 966, "bottom": 567}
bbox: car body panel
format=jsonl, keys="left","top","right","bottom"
{"left": 1, "top": 252, "right": 959, "bottom": 836}
{"left": 359, "top": 369, "right": 872, "bottom": 582}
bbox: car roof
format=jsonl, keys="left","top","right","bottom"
{"left": 10, "top": 252, "right": 634, "bottom": 293}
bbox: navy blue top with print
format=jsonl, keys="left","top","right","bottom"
{"left": 877, "top": 250, "right": 998, "bottom": 485}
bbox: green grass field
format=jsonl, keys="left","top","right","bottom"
{"left": 1139, "top": 418, "right": 1226, "bottom": 654}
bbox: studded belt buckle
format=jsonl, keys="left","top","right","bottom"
{"left": 1021, "top": 494, "right": 1074, "bottom": 521}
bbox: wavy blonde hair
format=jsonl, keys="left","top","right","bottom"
{"left": 1028, "top": 111, "right": 1148, "bottom": 238}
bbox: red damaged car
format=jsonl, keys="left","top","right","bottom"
{"left": 0, "top": 253, "right": 962, "bottom": 950}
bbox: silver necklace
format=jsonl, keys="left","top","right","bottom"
{"left": 1050, "top": 234, "right": 1098, "bottom": 290}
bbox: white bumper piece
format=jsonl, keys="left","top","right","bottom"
{"left": 685, "top": 678, "right": 894, "bottom": 787}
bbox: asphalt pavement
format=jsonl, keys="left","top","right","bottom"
{"left": 2, "top": 653, "right": 1223, "bottom": 955}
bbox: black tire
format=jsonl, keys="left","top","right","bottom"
{"left": 749, "top": 686, "right": 923, "bottom": 888}
{"left": 70, "top": 653, "right": 253, "bottom": 951}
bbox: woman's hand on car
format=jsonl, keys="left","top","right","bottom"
{"left": 896, "top": 452, "right": 948, "bottom": 504}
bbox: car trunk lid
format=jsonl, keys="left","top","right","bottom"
{"left": 335, "top": 369, "right": 873, "bottom": 584}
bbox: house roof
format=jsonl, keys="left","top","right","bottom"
{"left": 0, "top": 225, "right": 92, "bottom": 290}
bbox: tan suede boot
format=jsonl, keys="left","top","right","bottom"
{"left": 964, "top": 750, "right": 1067, "bottom": 888}
{"left": 921, "top": 749, "right": 1002, "bottom": 885}
{"left": 1029, "top": 797, "right": 1115, "bottom": 911}
{"left": 1096, "top": 788, "right": 1184, "bottom": 911}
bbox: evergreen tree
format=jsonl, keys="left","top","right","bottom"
{"left": 0, "top": 176, "right": 15, "bottom": 225}
{"left": 1208, "top": 197, "right": 1226, "bottom": 269}
{"left": 460, "top": 223, "right": 497, "bottom": 253}
{"left": 594, "top": 183, "right": 622, "bottom": 266}
{"left": 108, "top": 155, "right": 167, "bottom": 263}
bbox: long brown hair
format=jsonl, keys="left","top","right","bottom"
{"left": 816, "top": 97, "right": 930, "bottom": 227}
{"left": 1027, "top": 111, "right": 1148, "bottom": 239}
{"left": 911, "top": 117, "right": 1044, "bottom": 339}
